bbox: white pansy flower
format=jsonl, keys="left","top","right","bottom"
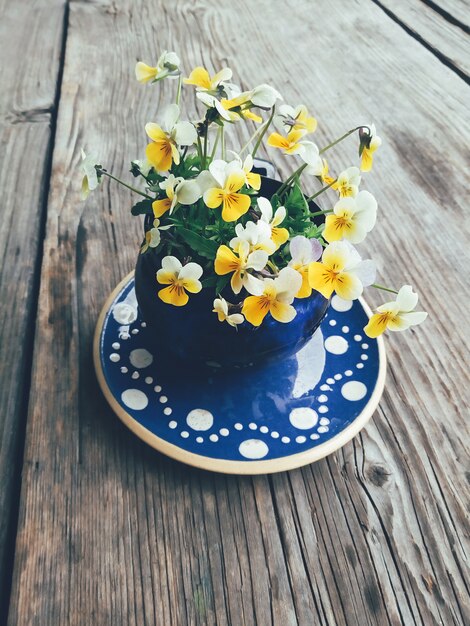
{"left": 364, "top": 285, "right": 428, "bottom": 338}
{"left": 288, "top": 235, "right": 323, "bottom": 298}
{"left": 242, "top": 267, "right": 303, "bottom": 326}
{"left": 212, "top": 298, "right": 244, "bottom": 327}
{"left": 333, "top": 166, "right": 361, "bottom": 198}
{"left": 230, "top": 220, "right": 276, "bottom": 255}
{"left": 257, "top": 197, "right": 289, "bottom": 248}
{"left": 152, "top": 173, "right": 202, "bottom": 217}
{"left": 323, "top": 190, "right": 377, "bottom": 244}
{"left": 135, "top": 51, "right": 181, "bottom": 83}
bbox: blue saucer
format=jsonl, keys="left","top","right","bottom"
{"left": 94, "top": 273, "right": 386, "bottom": 474}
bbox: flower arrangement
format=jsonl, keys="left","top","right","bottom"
{"left": 82, "top": 51, "right": 427, "bottom": 339}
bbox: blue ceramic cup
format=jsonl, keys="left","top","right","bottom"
{"left": 134, "top": 177, "right": 329, "bottom": 367}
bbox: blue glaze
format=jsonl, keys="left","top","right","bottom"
{"left": 99, "top": 276, "right": 382, "bottom": 465}
{"left": 135, "top": 176, "right": 329, "bottom": 367}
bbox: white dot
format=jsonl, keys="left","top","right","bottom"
{"left": 320, "top": 384, "right": 331, "bottom": 391}
{"left": 169, "top": 420, "right": 177, "bottom": 429}
{"left": 131, "top": 329, "right": 139, "bottom": 335}
{"left": 271, "top": 431, "right": 279, "bottom": 438}
{"left": 219, "top": 428, "right": 229, "bottom": 436}
{"left": 320, "top": 418, "right": 330, "bottom": 426}
{"left": 120, "top": 366, "right": 128, "bottom": 373}
{"left": 361, "top": 343, "right": 369, "bottom": 349}
{"left": 186, "top": 409, "right": 214, "bottom": 431}
{"left": 110, "top": 353, "right": 120, "bottom": 362}
{"left": 310, "top": 433, "right": 320, "bottom": 440}
{"left": 234, "top": 423, "right": 243, "bottom": 431}
{"left": 331, "top": 295, "right": 353, "bottom": 312}
{"left": 141, "top": 321, "right": 147, "bottom": 327}
{"left": 260, "top": 426, "right": 269, "bottom": 434}
{"left": 121, "top": 389, "right": 148, "bottom": 410}
{"left": 357, "top": 363, "right": 364, "bottom": 369}
{"left": 181, "top": 431, "right": 189, "bottom": 438}
{"left": 249, "top": 422, "right": 258, "bottom": 430}
{"left": 209, "top": 434, "right": 219, "bottom": 442}
{"left": 281, "top": 436, "right": 290, "bottom": 443}
{"left": 163, "top": 407, "right": 172, "bottom": 416}
{"left": 112, "top": 342, "right": 120, "bottom": 350}
{"left": 131, "top": 371, "right": 140, "bottom": 380}
{"left": 145, "top": 376, "right": 153, "bottom": 384}
{"left": 361, "top": 354, "right": 368, "bottom": 361}
{"left": 341, "top": 381, "right": 367, "bottom": 401}
{"left": 318, "top": 426, "right": 329, "bottom": 433}
{"left": 334, "top": 373, "right": 342, "bottom": 380}
{"left": 289, "top": 407, "right": 318, "bottom": 430}
{"left": 296, "top": 436, "right": 307, "bottom": 444}
{"left": 324, "top": 335, "right": 349, "bottom": 355}
{"left": 318, "top": 394, "right": 328, "bottom": 403}
{"left": 329, "top": 319, "right": 337, "bottom": 326}
{"left": 345, "top": 370, "right": 353, "bottom": 376}
{"left": 318, "top": 405, "right": 328, "bottom": 413}
{"left": 354, "top": 334, "right": 362, "bottom": 341}
{"left": 154, "top": 385, "right": 162, "bottom": 392}
{"left": 196, "top": 436, "right": 203, "bottom": 443}
{"left": 342, "top": 326, "right": 349, "bottom": 333}
{"left": 326, "top": 377, "right": 335, "bottom": 385}
{"left": 159, "top": 396, "right": 168, "bottom": 403}
{"left": 239, "top": 439, "right": 269, "bottom": 459}
{"left": 129, "top": 348, "right": 153, "bottom": 369}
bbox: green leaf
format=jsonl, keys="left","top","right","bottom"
{"left": 131, "top": 199, "right": 154, "bottom": 216}
{"left": 177, "top": 227, "right": 219, "bottom": 260}
{"left": 216, "top": 273, "right": 231, "bottom": 295}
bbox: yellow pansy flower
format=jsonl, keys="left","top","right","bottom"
{"left": 364, "top": 286, "right": 427, "bottom": 338}
{"left": 332, "top": 166, "right": 361, "bottom": 197}
{"left": 288, "top": 236, "right": 323, "bottom": 298}
{"left": 203, "top": 160, "right": 251, "bottom": 222}
{"left": 145, "top": 105, "right": 197, "bottom": 172}
{"left": 214, "top": 240, "right": 267, "bottom": 295}
{"left": 184, "top": 66, "right": 232, "bottom": 92}
{"left": 323, "top": 190, "right": 377, "bottom": 244}
{"left": 276, "top": 104, "right": 317, "bottom": 134}
{"left": 229, "top": 220, "right": 276, "bottom": 256}
{"left": 156, "top": 256, "right": 203, "bottom": 306}
{"left": 360, "top": 124, "right": 382, "bottom": 172}
{"left": 308, "top": 241, "right": 376, "bottom": 300}
{"left": 267, "top": 130, "right": 320, "bottom": 167}
{"left": 213, "top": 298, "right": 244, "bottom": 327}
{"left": 135, "top": 51, "right": 180, "bottom": 83}
{"left": 242, "top": 267, "right": 302, "bottom": 327}
{"left": 257, "top": 197, "right": 289, "bottom": 248}
{"left": 152, "top": 174, "right": 201, "bottom": 218}
{"left": 226, "top": 153, "right": 261, "bottom": 190}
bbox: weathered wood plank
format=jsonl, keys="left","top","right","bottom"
{"left": 7, "top": 0, "right": 470, "bottom": 624}
{"left": 0, "top": 0, "right": 67, "bottom": 617}
{"left": 428, "top": 0, "right": 470, "bottom": 30}
{"left": 376, "top": 0, "right": 470, "bottom": 79}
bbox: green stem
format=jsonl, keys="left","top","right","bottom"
{"left": 309, "top": 208, "right": 333, "bottom": 217}
{"left": 319, "top": 125, "right": 370, "bottom": 155}
{"left": 240, "top": 124, "right": 264, "bottom": 155}
{"left": 210, "top": 126, "right": 221, "bottom": 160}
{"left": 175, "top": 74, "right": 183, "bottom": 106}
{"left": 252, "top": 105, "right": 276, "bottom": 158}
{"left": 306, "top": 179, "right": 337, "bottom": 202}
{"left": 203, "top": 124, "right": 208, "bottom": 168}
{"left": 97, "top": 169, "right": 152, "bottom": 199}
{"left": 277, "top": 163, "right": 308, "bottom": 196}
{"left": 221, "top": 126, "right": 226, "bottom": 160}
{"left": 372, "top": 283, "right": 398, "bottom": 294}
{"left": 196, "top": 135, "right": 203, "bottom": 165}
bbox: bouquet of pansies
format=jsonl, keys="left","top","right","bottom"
{"left": 82, "top": 51, "right": 427, "bottom": 338}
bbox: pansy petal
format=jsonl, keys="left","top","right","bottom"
{"left": 221, "top": 193, "right": 251, "bottom": 222}
{"left": 174, "top": 121, "right": 197, "bottom": 146}
{"left": 246, "top": 171, "right": 261, "bottom": 190}
{"left": 335, "top": 272, "right": 363, "bottom": 300}
{"left": 364, "top": 313, "right": 390, "bottom": 338}
{"left": 135, "top": 62, "right": 157, "bottom": 83}
{"left": 270, "top": 301, "right": 297, "bottom": 323}
{"left": 246, "top": 249, "right": 268, "bottom": 271}
{"left": 308, "top": 262, "right": 335, "bottom": 299}
{"left": 215, "top": 245, "right": 240, "bottom": 275}
{"left": 395, "top": 285, "right": 419, "bottom": 312}
{"left": 395, "top": 311, "right": 428, "bottom": 328}
{"left": 257, "top": 196, "right": 273, "bottom": 222}
{"left": 163, "top": 104, "right": 180, "bottom": 132}
{"left": 145, "top": 123, "right": 166, "bottom": 142}
{"left": 176, "top": 180, "right": 201, "bottom": 205}
{"left": 242, "top": 296, "right": 270, "bottom": 327}
{"left": 179, "top": 262, "right": 203, "bottom": 281}
{"left": 184, "top": 66, "right": 211, "bottom": 89}
{"left": 244, "top": 273, "right": 265, "bottom": 296}
{"left": 158, "top": 284, "right": 189, "bottom": 307}
{"left": 352, "top": 259, "right": 376, "bottom": 287}
{"left": 152, "top": 198, "right": 172, "bottom": 218}
{"left": 204, "top": 188, "right": 225, "bottom": 209}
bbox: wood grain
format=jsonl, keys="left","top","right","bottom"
{"left": 0, "top": 0, "right": 67, "bottom": 617}
{"left": 377, "top": 0, "right": 470, "bottom": 79}
{"left": 5, "top": 0, "right": 470, "bottom": 624}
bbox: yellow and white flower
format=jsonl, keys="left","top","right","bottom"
{"left": 152, "top": 174, "right": 201, "bottom": 218}
{"left": 308, "top": 240, "right": 376, "bottom": 300}
{"left": 288, "top": 235, "right": 323, "bottom": 298}
{"left": 242, "top": 267, "right": 302, "bottom": 327}
{"left": 305, "top": 157, "right": 335, "bottom": 184}
{"left": 184, "top": 66, "right": 233, "bottom": 93}
{"left": 135, "top": 51, "right": 181, "bottom": 83}
{"left": 267, "top": 130, "right": 321, "bottom": 167}
{"left": 145, "top": 104, "right": 197, "bottom": 172}
{"left": 214, "top": 240, "right": 267, "bottom": 295}
{"left": 360, "top": 124, "right": 382, "bottom": 172}
{"left": 140, "top": 218, "right": 173, "bottom": 254}
{"left": 230, "top": 220, "right": 276, "bottom": 255}
{"left": 80, "top": 149, "right": 100, "bottom": 199}
{"left": 364, "top": 285, "right": 427, "bottom": 338}
{"left": 203, "top": 159, "right": 251, "bottom": 222}
{"left": 156, "top": 256, "right": 203, "bottom": 306}
{"left": 323, "top": 190, "right": 377, "bottom": 244}
{"left": 257, "top": 197, "right": 289, "bottom": 248}
{"left": 332, "top": 166, "right": 361, "bottom": 197}
{"left": 213, "top": 298, "right": 244, "bottom": 327}
{"left": 226, "top": 152, "right": 261, "bottom": 190}
{"left": 275, "top": 104, "right": 317, "bottom": 134}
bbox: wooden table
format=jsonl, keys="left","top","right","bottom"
{"left": 1, "top": 0, "right": 468, "bottom": 624}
